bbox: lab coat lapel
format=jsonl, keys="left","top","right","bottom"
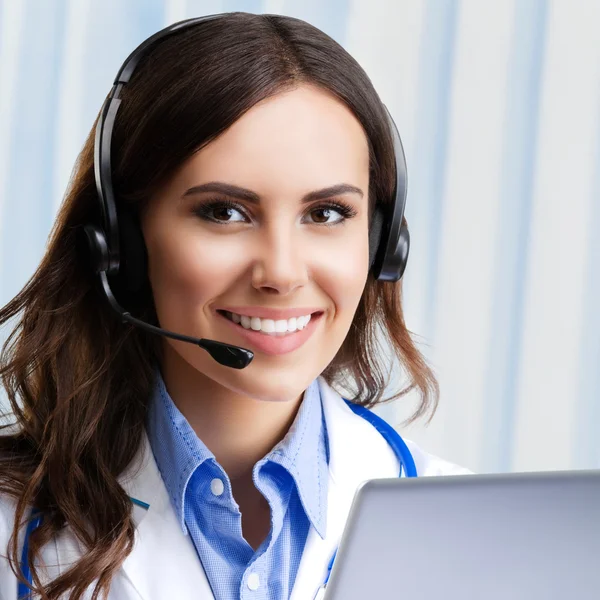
{"left": 117, "top": 432, "right": 215, "bottom": 600}
{"left": 289, "top": 378, "right": 399, "bottom": 600}
{"left": 53, "top": 433, "right": 214, "bottom": 599}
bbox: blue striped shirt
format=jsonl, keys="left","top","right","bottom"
{"left": 146, "top": 373, "right": 329, "bottom": 599}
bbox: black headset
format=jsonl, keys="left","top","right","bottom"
{"left": 83, "top": 14, "right": 410, "bottom": 370}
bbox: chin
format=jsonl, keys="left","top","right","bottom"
{"left": 225, "top": 368, "right": 320, "bottom": 403}
{"left": 167, "top": 337, "right": 329, "bottom": 402}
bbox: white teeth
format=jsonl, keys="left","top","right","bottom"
{"left": 227, "top": 311, "right": 314, "bottom": 335}
{"left": 261, "top": 319, "right": 275, "bottom": 333}
{"left": 275, "top": 320, "right": 288, "bottom": 333}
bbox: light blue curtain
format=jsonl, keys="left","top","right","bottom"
{"left": 1, "top": 0, "right": 598, "bottom": 474}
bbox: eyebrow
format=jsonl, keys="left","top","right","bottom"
{"left": 182, "top": 181, "right": 364, "bottom": 204}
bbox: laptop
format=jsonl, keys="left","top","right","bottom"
{"left": 324, "top": 470, "right": 600, "bottom": 599}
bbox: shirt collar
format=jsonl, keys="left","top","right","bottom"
{"left": 146, "top": 372, "right": 214, "bottom": 533}
{"left": 146, "top": 372, "right": 329, "bottom": 538}
{"left": 261, "top": 378, "right": 329, "bottom": 538}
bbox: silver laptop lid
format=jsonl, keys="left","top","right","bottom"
{"left": 324, "top": 470, "right": 600, "bottom": 600}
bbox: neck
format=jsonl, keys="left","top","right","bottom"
{"left": 159, "top": 348, "right": 304, "bottom": 481}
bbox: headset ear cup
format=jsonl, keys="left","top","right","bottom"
{"left": 82, "top": 224, "right": 110, "bottom": 274}
{"left": 118, "top": 211, "right": 148, "bottom": 293}
{"left": 394, "top": 223, "right": 410, "bottom": 281}
{"left": 371, "top": 217, "right": 411, "bottom": 282}
{"left": 369, "top": 206, "right": 384, "bottom": 271}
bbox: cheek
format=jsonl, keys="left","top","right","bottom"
{"left": 145, "top": 227, "right": 246, "bottom": 324}
{"left": 322, "top": 227, "right": 370, "bottom": 316}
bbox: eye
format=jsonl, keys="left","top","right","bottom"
{"left": 192, "top": 198, "right": 358, "bottom": 226}
{"left": 304, "top": 202, "right": 358, "bottom": 226}
{"left": 193, "top": 199, "right": 248, "bottom": 224}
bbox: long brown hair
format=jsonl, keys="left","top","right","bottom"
{"left": 0, "top": 12, "right": 438, "bottom": 599}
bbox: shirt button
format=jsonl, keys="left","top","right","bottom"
{"left": 247, "top": 572, "right": 260, "bottom": 591}
{"left": 210, "top": 478, "right": 224, "bottom": 496}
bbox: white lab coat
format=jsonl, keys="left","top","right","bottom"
{"left": 0, "top": 377, "right": 470, "bottom": 599}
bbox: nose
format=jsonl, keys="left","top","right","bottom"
{"left": 251, "top": 224, "right": 309, "bottom": 295}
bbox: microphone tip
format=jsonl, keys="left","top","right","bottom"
{"left": 199, "top": 339, "right": 254, "bottom": 369}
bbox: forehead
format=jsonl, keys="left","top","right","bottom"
{"left": 175, "top": 85, "right": 370, "bottom": 198}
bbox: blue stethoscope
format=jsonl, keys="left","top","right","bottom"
{"left": 18, "top": 400, "right": 416, "bottom": 599}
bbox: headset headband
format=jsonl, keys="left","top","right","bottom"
{"left": 91, "top": 13, "right": 410, "bottom": 283}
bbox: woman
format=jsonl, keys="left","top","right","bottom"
{"left": 0, "top": 12, "right": 469, "bottom": 600}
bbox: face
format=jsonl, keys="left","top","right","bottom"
{"left": 141, "top": 84, "right": 371, "bottom": 403}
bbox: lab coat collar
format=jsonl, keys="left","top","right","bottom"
{"left": 288, "top": 376, "right": 399, "bottom": 600}
{"left": 117, "top": 431, "right": 214, "bottom": 598}
{"left": 112, "top": 376, "right": 399, "bottom": 600}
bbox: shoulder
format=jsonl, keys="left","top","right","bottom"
{"left": 317, "top": 377, "right": 472, "bottom": 478}
{"left": 403, "top": 439, "right": 473, "bottom": 477}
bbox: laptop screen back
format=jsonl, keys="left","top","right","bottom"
{"left": 324, "top": 471, "right": 600, "bottom": 600}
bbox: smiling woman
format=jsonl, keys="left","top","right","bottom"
{"left": 0, "top": 11, "right": 468, "bottom": 600}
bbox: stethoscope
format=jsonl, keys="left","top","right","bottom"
{"left": 18, "top": 400, "right": 416, "bottom": 599}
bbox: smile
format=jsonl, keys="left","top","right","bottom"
{"left": 215, "top": 309, "right": 325, "bottom": 356}
{"left": 219, "top": 310, "right": 313, "bottom": 336}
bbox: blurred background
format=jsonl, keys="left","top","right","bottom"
{"left": 0, "top": 0, "right": 598, "bottom": 475}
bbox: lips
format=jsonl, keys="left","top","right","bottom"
{"left": 215, "top": 309, "right": 324, "bottom": 356}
